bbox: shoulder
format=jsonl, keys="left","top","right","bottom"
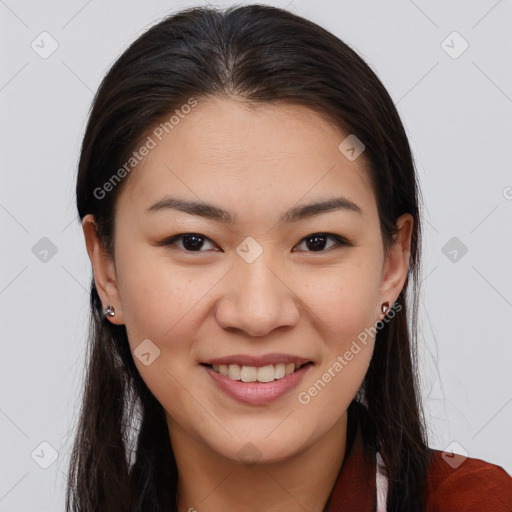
{"left": 424, "top": 448, "right": 512, "bottom": 511}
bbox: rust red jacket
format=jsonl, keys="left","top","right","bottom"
{"left": 324, "top": 401, "right": 512, "bottom": 511}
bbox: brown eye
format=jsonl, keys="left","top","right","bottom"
{"left": 159, "top": 233, "right": 218, "bottom": 252}
{"left": 294, "top": 233, "right": 350, "bottom": 252}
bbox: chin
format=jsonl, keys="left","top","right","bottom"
{"left": 201, "top": 421, "right": 314, "bottom": 465}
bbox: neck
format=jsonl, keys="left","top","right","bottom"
{"left": 168, "top": 412, "right": 348, "bottom": 512}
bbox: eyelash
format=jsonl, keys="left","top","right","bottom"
{"left": 158, "top": 232, "right": 352, "bottom": 253}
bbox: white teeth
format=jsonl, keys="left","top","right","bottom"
{"left": 256, "top": 365, "right": 275, "bottom": 383}
{"left": 209, "top": 362, "right": 308, "bottom": 382}
{"left": 274, "top": 363, "right": 286, "bottom": 379}
{"left": 227, "top": 364, "right": 240, "bottom": 380}
{"left": 240, "top": 366, "right": 257, "bottom": 382}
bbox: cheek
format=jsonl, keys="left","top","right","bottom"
{"left": 295, "top": 265, "right": 379, "bottom": 418}
{"left": 115, "top": 244, "right": 212, "bottom": 342}
{"left": 114, "top": 249, "right": 214, "bottom": 418}
{"left": 297, "top": 259, "right": 381, "bottom": 343}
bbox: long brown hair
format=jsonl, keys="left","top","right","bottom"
{"left": 68, "top": 4, "right": 429, "bottom": 511}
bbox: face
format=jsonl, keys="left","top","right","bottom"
{"left": 83, "top": 96, "right": 412, "bottom": 464}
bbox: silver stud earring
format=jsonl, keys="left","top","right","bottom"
{"left": 104, "top": 305, "right": 116, "bottom": 317}
{"left": 381, "top": 302, "right": 390, "bottom": 315}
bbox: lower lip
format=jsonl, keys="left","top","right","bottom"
{"left": 202, "top": 363, "right": 312, "bottom": 406}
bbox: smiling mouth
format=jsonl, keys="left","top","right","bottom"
{"left": 201, "top": 361, "right": 313, "bottom": 383}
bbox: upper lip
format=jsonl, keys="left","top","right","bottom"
{"left": 202, "top": 353, "right": 312, "bottom": 367}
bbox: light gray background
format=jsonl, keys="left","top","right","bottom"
{"left": 1, "top": 0, "right": 511, "bottom": 510}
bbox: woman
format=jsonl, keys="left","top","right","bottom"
{"left": 67, "top": 4, "right": 512, "bottom": 511}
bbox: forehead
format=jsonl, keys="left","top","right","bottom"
{"left": 119, "top": 96, "right": 376, "bottom": 223}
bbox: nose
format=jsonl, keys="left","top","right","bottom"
{"left": 215, "top": 252, "right": 300, "bottom": 338}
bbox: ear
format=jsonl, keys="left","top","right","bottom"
{"left": 82, "top": 214, "right": 125, "bottom": 325}
{"left": 377, "top": 213, "right": 414, "bottom": 318}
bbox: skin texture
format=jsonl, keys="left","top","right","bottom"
{"left": 82, "top": 96, "right": 413, "bottom": 512}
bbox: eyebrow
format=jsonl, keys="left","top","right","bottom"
{"left": 145, "top": 196, "right": 362, "bottom": 223}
